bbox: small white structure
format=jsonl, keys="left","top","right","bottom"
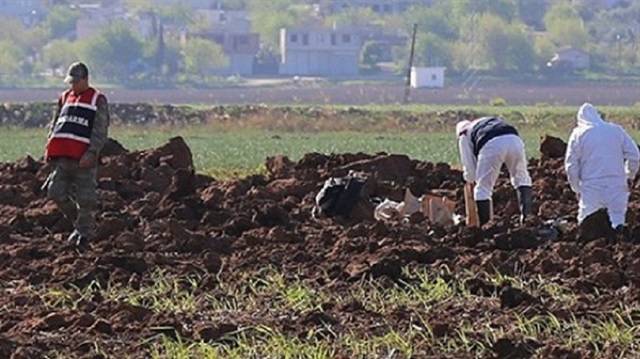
{"left": 410, "top": 67, "right": 445, "bottom": 88}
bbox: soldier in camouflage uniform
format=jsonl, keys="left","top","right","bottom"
{"left": 45, "top": 62, "right": 110, "bottom": 252}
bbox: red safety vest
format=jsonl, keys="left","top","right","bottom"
{"left": 46, "top": 87, "right": 103, "bottom": 160}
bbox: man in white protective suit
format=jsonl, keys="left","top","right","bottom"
{"left": 565, "top": 102, "right": 639, "bottom": 241}
{"left": 456, "top": 116, "right": 533, "bottom": 226}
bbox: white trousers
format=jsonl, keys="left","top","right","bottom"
{"left": 474, "top": 135, "right": 532, "bottom": 201}
{"left": 578, "top": 179, "right": 629, "bottom": 228}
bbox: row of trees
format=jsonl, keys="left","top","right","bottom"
{"left": 248, "top": 0, "right": 639, "bottom": 74}
{"left": 0, "top": 2, "right": 230, "bottom": 86}
{"left": 1, "top": 0, "right": 639, "bottom": 87}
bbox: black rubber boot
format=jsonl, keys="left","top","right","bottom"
{"left": 476, "top": 200, "right": 492, "bottom": 226}
{"left": 614, "top": 225, "right": 629, "bottom": 244}
{"left": 75, "top": 235, "right": 90, "bottom": 253}
{"left": 67, "top": 230, "right": 80, "bottom": 243}
{"left": 517, "top": 186, "right": 533, "bottom": 224}
{"left": 67, "top": 230, "right": 90, "bottom": 253}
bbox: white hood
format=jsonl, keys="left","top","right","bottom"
{"left": 577, "top": 103, "right": 604, "bottom": 127}
{"left": 456, "top": 120, "right": 471, "bottom": 136}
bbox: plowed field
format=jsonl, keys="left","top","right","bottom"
{"left": 1, "top": 136, "right": 638, "bottom": 358}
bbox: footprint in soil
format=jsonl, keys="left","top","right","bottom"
{"left": 7, "top": 346, "right": 44, "bottom": 359}
{"left": 499, "top": 285, "right": 540, "bottom": 309}
{"left": 492, "top": 337, "right": 541, "bottom": 359}
{"left": 298, "top": 310, "right": 339, "bottom": 327}
{"left": 0, "top": 336, "right": 15, "bottom": 359}
{"left": 195, "top": 323, "right": 238, "bottom": 342}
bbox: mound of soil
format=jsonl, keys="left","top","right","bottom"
{"left": 1, "top": 135, "right": 638, "bottom": 358}
{"left": 539, "top": 135, "right": 567, "bottom": 160}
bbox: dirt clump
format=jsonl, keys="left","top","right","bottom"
{"left": 539, "top": 135, "right": 567, "bottom": 159}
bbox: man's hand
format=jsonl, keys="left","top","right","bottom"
{"left": 628, "top": 178, "right": 635, "bottom": 191}
{"left": 78, "top": 152, "right": 95, "bottom": 169}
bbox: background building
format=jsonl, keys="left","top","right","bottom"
{"left": 279, "top": 27, "right": 362, "bottom": 76}
{"left": 330, "top": 0, "right": 431, "bottom": 15}
{"left": 0, "top": 0, "right": 49, "bottom": 26}
{"left": 188, "top": 10, "right": 258, "bottom": 75}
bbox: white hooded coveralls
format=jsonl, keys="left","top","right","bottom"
{"left": 564, "top": 103, "right": 639, "bottom": 227}
{"left": 457, "top": 117, "right": 532, "bottom": 201}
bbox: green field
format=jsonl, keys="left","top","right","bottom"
{"left": 0, "top": 127, "right": 574, "bottom": 178}
{"left": 3, "top": 103, "right": 639, "bottom": 177}
{"left": 3, "top": 104, "right": 639, "bottom": 177}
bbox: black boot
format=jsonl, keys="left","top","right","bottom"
{"left": 75, "top": 235, "right": 90, "bottom": 253}
{"left": 614, "top": 225, "right": 629, "bottom": 243}
{"left": 517, "top": 186, "right": 533, "bottom": 224}
{"left": 67, "top": 230, "right": 90, "bottom": 253}
{"left": 476, "top": 200, "right": 492, "bottom": 226}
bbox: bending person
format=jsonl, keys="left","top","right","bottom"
{"left": 456, "top": 116, "right": 533, "bottom": 226}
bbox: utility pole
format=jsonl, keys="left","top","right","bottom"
{"left": 616, "top": 33, "right": 622, "bottom": 73}
{"left": 404, "top": 23, "right": 418, "bottom": 104}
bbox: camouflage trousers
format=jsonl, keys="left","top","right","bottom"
{"left": 47, "top": 158, "right": 98, "bottom": 239}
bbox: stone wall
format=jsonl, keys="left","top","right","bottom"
{"left": 0, "top": 102, "right": 469, "bottom": 131}
{"left": 0, "top": 103, "right": 213, "bottom": 127}
{"left": 7, "top": 102, "right": 637, "bottom": 132}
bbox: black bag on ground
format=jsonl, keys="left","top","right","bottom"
{"left": 314, "top": 176, "right": 365, "bottom": 217}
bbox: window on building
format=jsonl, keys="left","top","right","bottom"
{"left": 317, "top": 34, "right": 324, "bottom": 43}
{"left": 236, "top": 35, "right": 248, "bottom": 45}
{"left": 383, "top": 4, "right": 392, "bottom": 13}
{"left": 342, "top": 34, "right": 351, "bottom": 43}
{"left": 290, "top": 34, "right": 298, "bottom": 43}
{"left": 331, "top": 34, "right": 336, "bottom": 46}
{"left": 233, "top": 36, "right": 248, "bottom": 51}
{"left": 372, "top": 4, "right": 380, "bottom": 13}
{"left": 302, "top": 33, "right": 309, "bottom": 45}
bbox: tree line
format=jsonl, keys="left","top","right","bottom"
{"left": 0, "top": 1, "right": 229, "bottom": 87}
{"left": 0, "top": 0, "right": 638, "bottom": 87}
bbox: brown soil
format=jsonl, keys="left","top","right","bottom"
{"left": 1, "top": 135, "right": 639, "bottom": 358}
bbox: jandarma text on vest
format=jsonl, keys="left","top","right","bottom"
{"left": 57, "top": 115, "right": 90, "bottom": 127}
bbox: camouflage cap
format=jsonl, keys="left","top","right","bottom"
{"left": 64, "top": 61, "right": 89, "bottom": 84}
